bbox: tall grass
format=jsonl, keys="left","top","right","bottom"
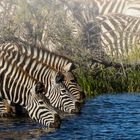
{"left": 76, "top": 67, "right": 140, "bottom": 97}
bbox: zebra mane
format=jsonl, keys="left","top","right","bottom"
{"left": 0, "top": 36, "right": 76, "bottom": 72}
{"left": 0, "top": 36, "right": 74, "bottom": 63}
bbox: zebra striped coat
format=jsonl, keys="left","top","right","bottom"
{"left": 0, "top": 52, "right": 60, "bottom": 128}
{"left": 1, "top": 41, "right": 85, "bottom": 102}
{"left": 62, "top": 0, "right": 140, "bottom": 38}
{"left": 0, "top": 49, "right": 80, "bottom": 114}
{"left": 82, "top": 14, "right": 140, "bottom": 61}
{"left": 92, "top": 0, "right": 140, "bottom": 16}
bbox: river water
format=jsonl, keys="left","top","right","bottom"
{"left": 1, "top": 93, "right": 140, "bottom": 140}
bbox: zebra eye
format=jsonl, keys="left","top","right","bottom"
{"left": 70, "top": 80, "right": 76, "bottom": 83}
{"left": 55, "top": 72, "right": 65, "bottom": 83}
{"left": 61, "top": 90, "right": 66, "bottom": 93}
{"left": 39, "top": 101, "right": 44, "bottom": 104}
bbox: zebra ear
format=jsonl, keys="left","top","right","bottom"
{"left": 35, "top": 82, "right": 45, "bottom": 94}
{"left": 63, "top": 63, "right": 76, "bottom": 72}
{"left": 55, "top": 72, "right": 64, "bottom": 83}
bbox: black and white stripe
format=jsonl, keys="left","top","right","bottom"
{"left": 63, "top": 72, "right": 85, "bottom": 101}
{"left": 94, "top": 0, "right": 140, "bottom": 16}
{"left": 0, "top": 52, "right": 60, "bottom": 128}
{"left": 1, "top": 41, "right": 75, "bottom": 72}
{"left": 82, "top": 14, "right": 140, "bottom": 60}
{"left": 0, "top": 49, "right": 80, "bottom": 114}
{"left": 63, "top": 0, "right": 140, "bottom": 28}
{"left": 1, "top": 41, "right": 85, "bottom": 102}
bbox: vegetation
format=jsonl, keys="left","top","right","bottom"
{"left": 76, "top": 67, "right": 140, "bottom": 97}
{"left": 0, "top": 0, "right": 139, "bottom": 97}
{"left": 76, "top": 44, "right": 140, "bottom": 97}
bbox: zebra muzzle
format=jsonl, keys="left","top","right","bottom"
{"left": 50, "top": 114, "right": 61, "bottom": 128}
{"left": 71, "top": 101, "right": 81, "bottom": 114}
{"left": 79, "top": 91, "right": 86, "bottom": 102}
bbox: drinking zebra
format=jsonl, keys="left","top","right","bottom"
{"left": 0, "top": 56, "right": 61, "bottom": 128}
{"left": 1, "top": 41, "right": 85, "bottom": 102}
{"left": 0, "top": 49, "right": 80, "bottom": 116}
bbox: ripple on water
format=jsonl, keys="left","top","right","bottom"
{"left": 1, "top": 93, "right": 140, "bottom": 140}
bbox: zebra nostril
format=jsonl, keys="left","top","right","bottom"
{"left": 75, "top": 101, "right": 81, "bottom": 109}
{"left": 54, "top": 114, "right": 61, "bottom": 123}
{"left": 50, "top": 114, "right": 61, "bottom": 128}
{"left": 71, "top": 108, "right": 80, "bottom": 114}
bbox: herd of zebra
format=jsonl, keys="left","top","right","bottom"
{"left": 82, "top": 14, "right": 140, "bottom": 62}
{"left": 0, "top": 40, "right": 85, "bottom": 129}
{"left": 81, "top": 0, "right": 140, "bottom": 62}
{"left": 0, "top": 0, "right": 140, "bottom": 130}
{"left": 65, "top": 0, "right": 140, "bottom": 62}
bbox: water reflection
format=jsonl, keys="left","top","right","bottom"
{"left": 0, "top": 117, "right": 62, "bottom": 139}
{"left": 1, "top": 93, "right": 140, "bottom": 140}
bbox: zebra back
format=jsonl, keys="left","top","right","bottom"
{"left": 94, "top": 0, "right": 127, "bottom": 15}
{"left": 0, "top": 40, "right": 75, "bottom": 72}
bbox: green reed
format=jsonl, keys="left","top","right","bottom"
{"left": 76, "top": 67, "right": 140, "bottom": 97}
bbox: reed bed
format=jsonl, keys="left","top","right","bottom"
{"left": 76, "top": 66, "right": 140, "bottom": 97}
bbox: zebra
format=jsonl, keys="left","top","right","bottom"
{"left": 0, "top": 40, "right": 85, "bottom": 102}
{"left": 63, "top": 71, "right": 85, "bottom": 101}
{"left": 82, "top": 14, "right": 140, "bottom": 61}
{"left": 62, "top": 0, "right": 140, "bottom": 29}
{"left": 0, "top": 56, "right": 61, "bottom": 128}
{"left": 92, "top": 0, "right": 140, "bottom": 16}
{"left": 0, "top": 49, "right": 80, "bottom": 115}
{"left": 1, "top": 40, "right": 75, "bottom": 72}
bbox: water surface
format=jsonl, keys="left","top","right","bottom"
{"left": 1, "top": 93, "right": 140, "bottom": 140}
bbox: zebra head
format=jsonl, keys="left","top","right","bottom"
{"left": 63, "top": 71, "right": 85, "bottom": 102}
{"left": 27, "top": 82, "right": 61, "bottom": 129}
{"left": 45, "top": 71, "right": 81, "bottom": 114}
